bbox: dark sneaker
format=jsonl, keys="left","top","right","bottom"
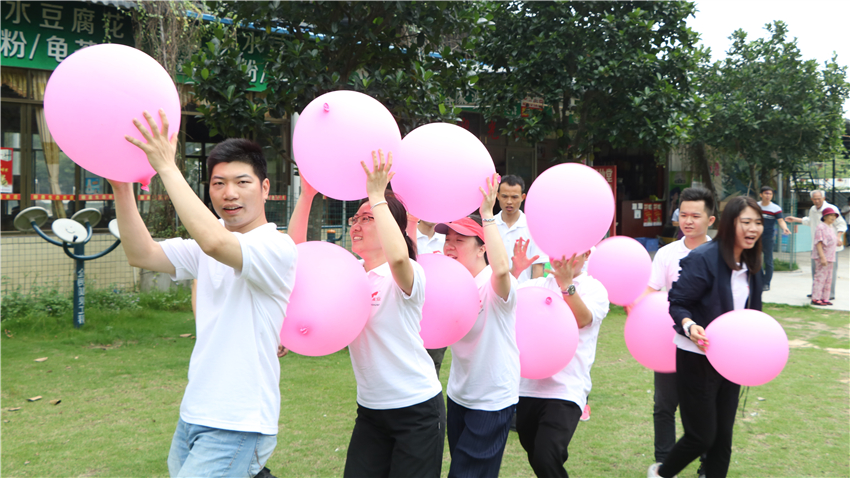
{"left": 255, "top": 467, "right": 277, "bottom": 478}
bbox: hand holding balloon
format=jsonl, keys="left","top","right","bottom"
{"left": 549, "top": 254, "right": 578, "bottom": 289}
{"left": 299, "top": 172, "right": 319, "bottom": 199}
{"left": 478, "top": 173, "right": 500, "bottom": 218}
{"left": 688, "top": 322, "right": 708, "bottom": 352}
{"left": 124, "top": 110, "right": 179, "bottom": 175}
{"left": 361, "top": 149, "right": 394, "bottom": 203}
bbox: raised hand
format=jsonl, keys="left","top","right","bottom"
{"left": 479, "top": 173, "right": 500, "bottom": 218}
{"left": 124, "top": 109, "right": 179, "bottom": 174}
{"left": 361, "top": 149, "right": 394, "bottom": 201}
{"left": 511, "top": 238, "right": 540, "bottom": 273}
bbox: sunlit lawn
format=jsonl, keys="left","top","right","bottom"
{"left": 1, "top": 303, "right": 847, "bottom": 477}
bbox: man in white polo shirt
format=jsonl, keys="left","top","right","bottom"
{"left": 115, "top": 111, "right": 298, "bottom": 478}
{"left": 631, "top": 187, "right": 715, "bottom": 476}
{"left": 785, "top": 189, "right": 847, "bottom": 301}
{"left": 515, "top": 250, "right": 609, "bottom": 477}
{"left": 496, "top": 175, "right": 548, "bottom": 283}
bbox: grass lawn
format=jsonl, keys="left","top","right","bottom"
{"left": 1, "top": 303, "right": 847, "bottom": 477}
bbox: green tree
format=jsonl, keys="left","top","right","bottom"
{"left": 183, "top": 1, "right": 486, "bottom": 141}
{"left": 695, "top": 21, "right": 849, "bottom": 192}
{"left": 475, "top": 1, "right": 706, "bottom": 161}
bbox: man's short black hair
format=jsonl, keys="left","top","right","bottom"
{"left": 499, "top": 175, "right": 526, "bottom": 194}
{"left": 760, "top": 185, "right": 773, "bottom": 194}
{"left": 679, "top": 187, "right": 715, "bottom": 215}
{"left": 207, "top": 139, "right": 267, "bottom": 182}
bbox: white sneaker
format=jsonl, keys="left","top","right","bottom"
{"left": 647, "top": 463, "right": 661, "bottom": 478}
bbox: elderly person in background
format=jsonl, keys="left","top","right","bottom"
{"left": 785, "top": 190, "right": 847, "bottom": 301}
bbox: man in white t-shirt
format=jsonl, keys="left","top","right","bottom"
{"left": 115, "top": 112, "right": 297, "bottom": 478}
{"left": 496, "top": 175, "right": 548, "bottom": 283}
{"left": 632, "top": 187, "right": 715, "bottom": 474}
{"left": 785, "top": 189, "right": 847, "bottom": 300}
{"left": 515, "top": 250, "right": 610, "bottom": 477}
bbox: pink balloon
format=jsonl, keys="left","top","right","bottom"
{"left": 44, "top": 44, "right": 181, "bottom": 189}
{"left": 525, "top": 163, "right": 614, "bottom": 259}
{"left": 418, "top": 254, "right": 480, "bottom": 348}
{"left": 705, "top": 310, "right": 789, "bottom": 386}
{"left": 624, "top": 292, "right": 676, "bottom": 373}
{"left": 280, "top": 242, "right": 371, "bottom": 356}
{"left": 516, "top": 287, "right": 579, "bottom": 379}
{"left": 293, "top": 91, "right": 402, "bottom": 200}
{"left": 588, "top": 236, "right": 652, "bottom": 306}
{"left": 392, "top": 123, "right": 496, "bottom": 223}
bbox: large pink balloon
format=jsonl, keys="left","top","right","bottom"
{"left": 44, "top": 44, "right": 181, "bottom": 189}
{"left": 525, "top": 163, "right": 614, "bottom": 259}
{"left": 588, "top": 236, "right": 652, "bottom": 306}
{"left": 392, "top": 123, "right": 496, "bottom": 223}
{"left": 624, "top": 292, "right": 676, "bottom": 373}
{"left": 293, "top": 91, "right": 402, "bottom": 200}
{"left": 516, "top": 287, "right": 579, "bottom": 379}
{"left": 280, "top": 242, "right": 371, "bottom": 356}
{"left": 705, "top": 310, "right": 789, "bottom": 386}
{"left": 418, "top": 254, "right": 479, "bottom": 348}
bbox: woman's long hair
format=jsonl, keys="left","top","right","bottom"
{"left": 359, "top": 190, "right": 417, "bottom": 260}
{"left": 715, "top": 196, "right": 762, "bottom": 272}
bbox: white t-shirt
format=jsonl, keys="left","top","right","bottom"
{"left": 160, "top": 222, "right": 297, "bottom": 435}
{"left": 447, "top": 266, "right": 520, "bottom": 411}
{"left": 416, "top": 228, "right": 446, "bottom": 255}
{"left": 648, "top": 237, "right": 712, "bottom": 292}
{"left": 348, "top": 259, "right": 442, "bottom": 410}
{"left": 496, "top": 210, "right": 549, "bottom": 283}
{"left": 517, "top": 275, "right": 609, "bottom": 411}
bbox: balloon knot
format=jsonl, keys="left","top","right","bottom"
{"left": 299, "top": 327, "right": 309, "bottom": 335}
{"left": 323, "top": 103, "right": 330, "bottom": 112}
{"left": 545, "top": 297, "right": 553, "bottom": 305}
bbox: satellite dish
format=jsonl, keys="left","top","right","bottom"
{"left": 13, "top": 206, "right": 50, "bottom": 232}
{"left": 108, "top": 219, "right": 120, "bottom": 240}
{"left": 52, "top": 218, "right": 88, "bottom": 244}
{"left": 71, "top": 207, "right": 102, "bottom": 226}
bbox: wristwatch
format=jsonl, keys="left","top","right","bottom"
{"left": 683, "top": 320, "right": 696, "bottom": 338}
{"left": 561, "top": 284, "right": 576, "bottom": 296}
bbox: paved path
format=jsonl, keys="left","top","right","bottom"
{"left": 764, "top": 247, "right": 849, "bottom": 312}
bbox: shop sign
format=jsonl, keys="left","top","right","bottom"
{"left": 0, "top": 148, "right": 12, "bottom": 193}
{"left": 1, "top": 1, "right": 134, "bottom": 70}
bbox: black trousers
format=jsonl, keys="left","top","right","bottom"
{"left": 343, "top": 393, "right": 445, "bottom": 478}
{"left": 653, "top": 371, "right": 679, "bottom": 463}
{"left": 659, "top": 350, "right": 740, "bottom": 478}
{"left": 515, "top": 397, "right": 582, "bottom": 478}
{"left": 446, "top": 397, "right": 515, "bottom": 478}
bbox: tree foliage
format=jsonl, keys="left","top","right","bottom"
{"left": 183, "top": 1, "right": 486, "bottom": 145}
{"left": 475, "top": 1, "right": 706, "bottom": 160}
{"left": 696, "top": 21, "right": 849, "bottom": 190}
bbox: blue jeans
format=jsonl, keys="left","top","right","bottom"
{"left": 447, "top": 397, "right": 515, "bottom": 478}
{"left": 167, "top": 418, "right": 277, "bottom": 478}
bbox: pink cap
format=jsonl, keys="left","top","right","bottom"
{"left": 435, "top": 217, "right": 485, "bottom": 242}
{"left": 821, "top": 206, "right": 839, "bottom": 220}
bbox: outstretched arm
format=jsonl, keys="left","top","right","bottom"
{"left": 481, "top": 174, "right": 512, "bottom": 300}
{"left": 109, "top": 180, "right": 175, "bottom": 274}
{"left": 287, "top": 174, "right": 318, "bottom": 245}
{"left": 125, "top": 110, "right": 243, "bottom": 271}
{"left": 363, "top": 150, "right": 415, "bottom": 295}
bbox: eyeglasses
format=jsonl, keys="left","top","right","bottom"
{"left": 348, "top": 215, "right": 376, "bottom": 226}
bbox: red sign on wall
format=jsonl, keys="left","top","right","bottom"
{"left": 0, "top": 148, "right": 13, "bottom": 193}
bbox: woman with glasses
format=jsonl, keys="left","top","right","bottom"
{"left": 288, "top": 150, "right": 444, "bottom": 478}
{"left": 648, "top": 196, "right": 764, "bottom": 478}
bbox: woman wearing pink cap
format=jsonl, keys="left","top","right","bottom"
{"left": 436, "top": 174, "right": 519, "bottom": 478}
{"left": 812, "top": 205, "right": 840, "bottom": 306}
{"left": 288, "top": 150, "right": 444, "bottom": 478}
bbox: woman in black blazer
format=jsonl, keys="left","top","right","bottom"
{"left": 649, "top": 196, "right": 764, "bottom": 478}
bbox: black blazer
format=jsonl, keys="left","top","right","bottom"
{"left": 668, "top": 240, "right": 763, "bottom": 337}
